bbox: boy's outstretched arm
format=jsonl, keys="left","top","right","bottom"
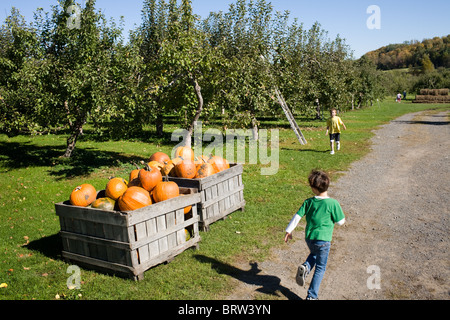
{"left": 285, "top": 214, "right": 301, "bottom": 243}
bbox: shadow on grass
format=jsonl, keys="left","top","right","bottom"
{"left": 194, "top": 254, "right": 302, "bottom": 300}
{"left": 0, "top": 141, "right": 65, "bottom": 168}
{"left": 281, "top": 147, "right": 329, "bottom": 153}
{"left": 0, "top": 140, "right": 143, "bottom": 179}
{"left": 25, "top": 233, "right": 63, "bottom": 261}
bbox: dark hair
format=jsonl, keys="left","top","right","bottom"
{"left": 308, "top": 170, "right": 330, "bottom": 193}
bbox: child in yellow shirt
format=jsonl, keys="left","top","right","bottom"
{"left": 326, "top": 108, "right": 347, "bottom": 155}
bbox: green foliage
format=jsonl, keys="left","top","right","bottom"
{"left": 412, "top": 68, "right": 450, "bottom": 92}
{"left": 0, "top": 0, "right": 389, "bottom": 155}
{"left": 420, "top": 54, "right": 435, "bottom": 73}
{"left": 0, "top": 7, "right": 43, "bottom": 134}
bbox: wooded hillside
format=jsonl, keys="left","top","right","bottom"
{"left": 364, "top": 35, "right": 450, "bottom": 70}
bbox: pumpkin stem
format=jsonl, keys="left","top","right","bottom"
{"left": 131, "top": 162, "right": 140, "bottom": 170}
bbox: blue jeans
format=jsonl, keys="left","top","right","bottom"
{"left": 303, "top": 240, "right": 331, "bottom": 299}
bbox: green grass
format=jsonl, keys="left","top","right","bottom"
{"left": 0, "top": 98, "right": 448, "bottom": 300}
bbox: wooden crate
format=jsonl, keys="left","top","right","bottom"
{"left": 55, "top": 188, "right": 201, "bottom": 281}
{"left": 169, "top": 164, "right": 246, "bottom": 231}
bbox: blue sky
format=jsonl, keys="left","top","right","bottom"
{"left": 1, "top": 0, "right": 449, "bottom": 58}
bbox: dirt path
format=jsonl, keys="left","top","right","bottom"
{"left": 226, "top": 109, "right": 450, "bottom": 300}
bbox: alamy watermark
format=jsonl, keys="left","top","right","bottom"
{"left": 171, "top": 121, "right": 280, "bottom": 176}
{"left": 66, "top": 265, "right": 81, "bottom": 290}
{"left": 367, "top": 265, "right": 381, "bottom": 290}
{"left": 66, "top": 4, "right": 81, "bottom": 30}
{"left": 366, "top": 5, "right": 381, "bottom": 30}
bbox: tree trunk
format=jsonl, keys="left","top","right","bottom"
{"left": 63, "top": 119, "right": 85, "bottom": 158}
{"left": 251, "top": 116, "right": 259, "bottom": 141}
{"left": 156, "top": 109, "right": 164, "bottom": 137}
{"left": 315, "top": 99, "right": 321, "bottom": 119}
{"left": 185, "top": 77, "right": 203, "bottom": 148}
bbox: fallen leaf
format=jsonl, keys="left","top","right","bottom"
{"left": 0, "top": 283, "right": 7, "bottom": 288}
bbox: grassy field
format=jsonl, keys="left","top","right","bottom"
{"left": 0, "top": 98, "right": 448, "bottom": 300}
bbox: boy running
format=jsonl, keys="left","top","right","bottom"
{"left": 326, "top": 108, "right": 347, "bottom": 155}
{"left": 285, "top": 170, "right": 346, "bottom": 300}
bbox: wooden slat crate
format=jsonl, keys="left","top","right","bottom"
{"left": 55, "top": 188, "right": 201, "bottom": 281}
{"left": 168, "top": 164, "right": 246, "bottom": 231}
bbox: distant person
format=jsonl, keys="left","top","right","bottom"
{"left": 284, "top": 170, "right": 346, "bottom": 300}
{"left": 326, "top": 108, "right": 347, "bottom": 155}
{"left": 403, "top": 90, "right": 407, "bottom": 101}
{"left": 396, "top": 93, "right": 402, "bottom": 103}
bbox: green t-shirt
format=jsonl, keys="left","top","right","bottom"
{"left": 296, "top": 197, "right": 345, "bottom": 241}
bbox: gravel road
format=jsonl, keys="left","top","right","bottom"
{"left": 226, "top": 109, "right": 450, "bottom": 300}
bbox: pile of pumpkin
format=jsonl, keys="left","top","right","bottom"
{"left": 68, "top": 147, "right": 231, "bottom": 213}
{"left": 152, "top": 146, "right": 230, "bottom": 179}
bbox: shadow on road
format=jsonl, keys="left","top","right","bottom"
{"left": 194, "top": 254, "right": 302, "bottom": 300}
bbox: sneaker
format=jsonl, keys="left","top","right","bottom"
{"left": 296, "top": 264, "right": 308, "bottom": 287}
{"left": 306, "top": 296, "right": 318, "bottom": 300}
{"left": 330, "top": 151, "right": 335, "bottom": 155}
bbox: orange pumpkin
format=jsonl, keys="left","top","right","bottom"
{"left": 129, "top": 164, "right": 140, "bottom": 181}
{"left": 118, "top": 187, "right": 152, "bottom": 211}
{"left": 128, "top": 164, "right": 141, "bottom": 187}
{"left": 152, "top": 181, "right": 180, "bottom": 203}
{"left": 106, "top": 177, "right": 128, "bottom": 200}
{"left": 161, "top": 157, "right": 183, "bottom": 176}
{"left": 148, "top": 161, "right": 164, "bottom": 171}
{"left": 128, "top": 177, "right": 141, "bottom": 187}
{"left": 149, "top": 152, "right": 170, "bottom": 164}
{"left": 174, "top": 159, "right": 197, "bottom": 179}
{"left": 208, "top": 156, "right": 230, "bottom": 173}
{"left": 195, "top": 162, "right": 216, "bottom": 179}
{"left": 139, "top": 165, "right": 162, "bottom": 192}
{"left": 70, "top": 184, "right": 97, "bottom": 207}
{"left": 174, "top": 146, "right": 194, "bottom": 161}
{"left": 194, "top": 155, "right": 209, "bottom": 165}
